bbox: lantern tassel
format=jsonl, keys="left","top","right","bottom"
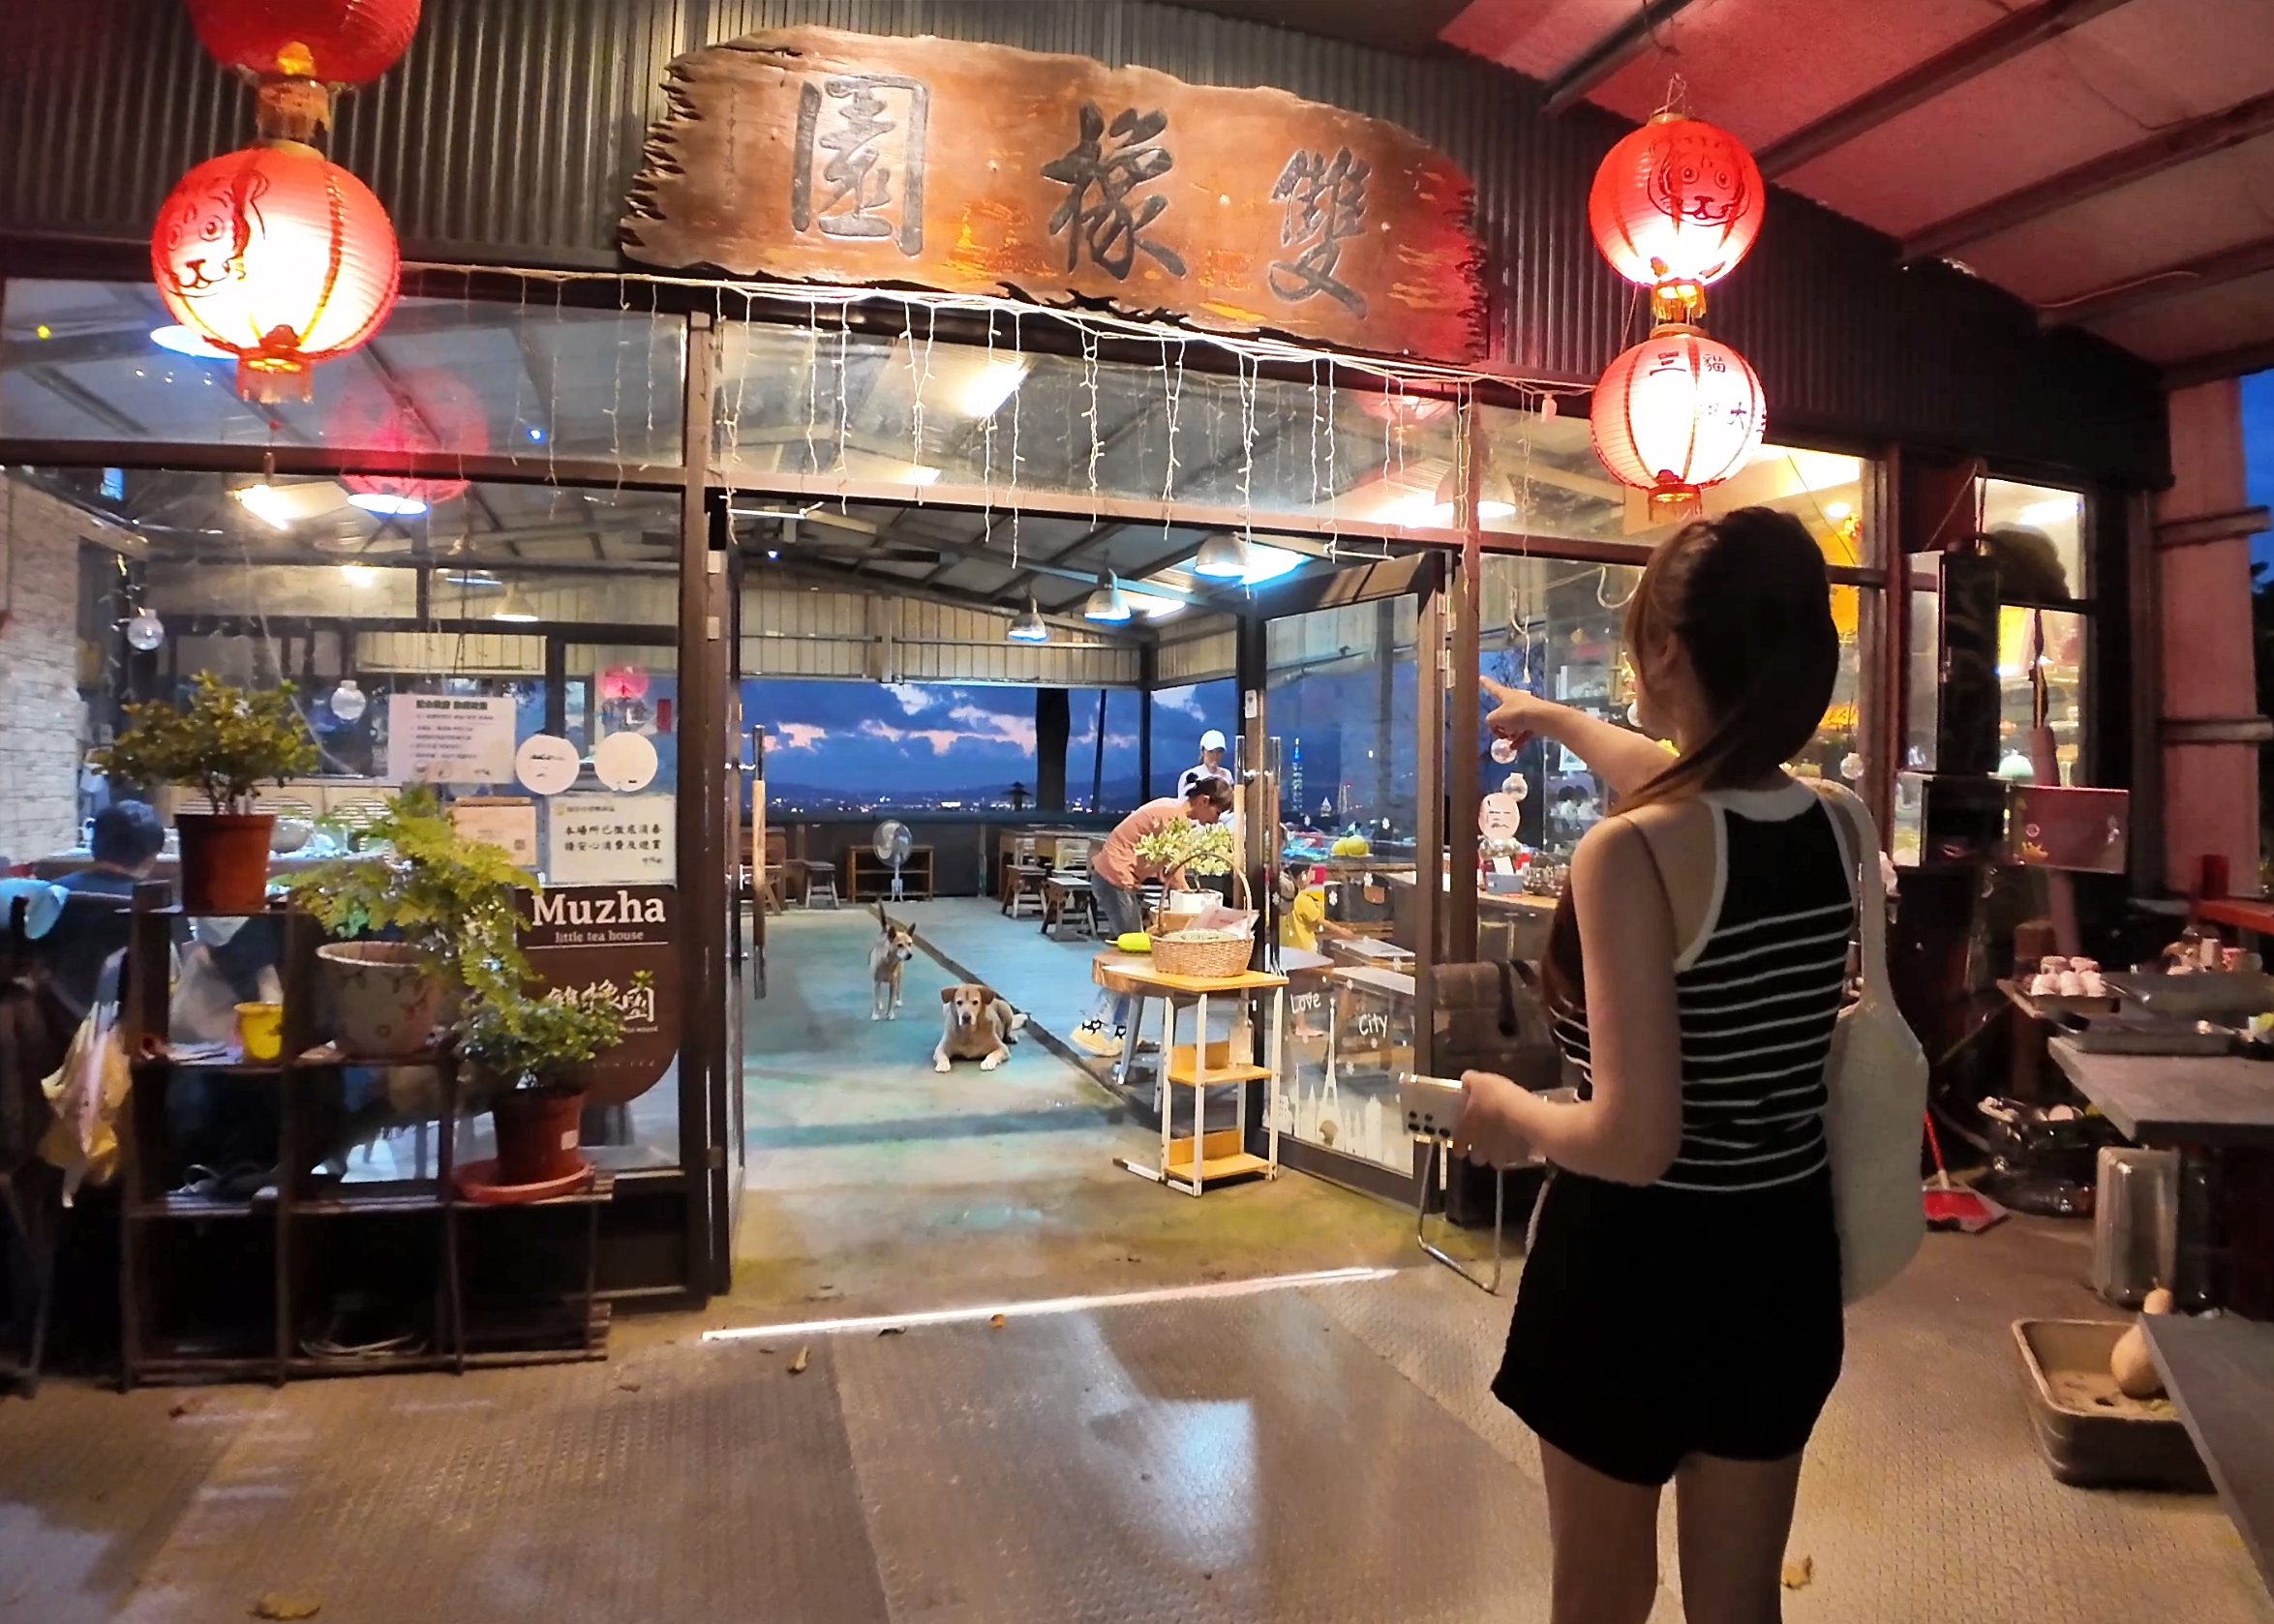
{"left": 255, "top": 75, "right": 333, "bottom": 142}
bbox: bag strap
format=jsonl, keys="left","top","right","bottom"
{"left": 1810, "top": 781, "right": 1893, "bottom": 1004}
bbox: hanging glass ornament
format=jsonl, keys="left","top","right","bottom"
{"left": 328, "top": 677, "right": 369, "bottom": 722}
{"left": 1490, "top": 734, "right": 1520, "bottom": 765}
{"left": 125, "top": 608, "right": 167, "bottom": 651}
{"left": 1840, "top": 752, "right": 1865, "bottom": 783}
{"left": 1504, "top": 773, "right": 1530, "bottom": 801}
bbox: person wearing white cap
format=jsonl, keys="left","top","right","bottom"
{"left": 1176, "top": 730, "right": 1232, "bottom": 800}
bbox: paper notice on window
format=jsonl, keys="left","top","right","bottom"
{"left": 386, "top": 695, "right": 516, "bottom": 785}
{"left": 547, "top": 793, "right": 676, "bottom": 886}
{"left": 450, "top": 797, "right": 539, "bottom": 868}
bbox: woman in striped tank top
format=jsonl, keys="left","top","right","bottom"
{"left": 1453, "top": 507, "right": 1855, "bottom": 1624}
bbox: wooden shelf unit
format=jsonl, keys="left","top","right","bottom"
{"left": 841, "top": 844, "right": 936, "bottom": 902}
{"left": 116, "top": 889, "right": 613, "bottom": 1388}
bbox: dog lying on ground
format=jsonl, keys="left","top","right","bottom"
{"left": 934, "top": 982, "right": 1029, "bottom": 1073}
{"left": 870, "top": 917, "right": 916, "bottom": 1020}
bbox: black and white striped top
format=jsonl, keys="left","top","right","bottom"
{"left": 1551, "top": 782, "right": 1857, "bottom": 1193}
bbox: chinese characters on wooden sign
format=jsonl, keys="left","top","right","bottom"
{"left": 623, "top": 26, "right": 1485, "bottom": 361}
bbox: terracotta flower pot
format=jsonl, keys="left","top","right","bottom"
{"left": 316, "top": 941, "right": 443, "bottom": 1059}
{"left": 492, "top": 1087, "right": 589, "bottom": 1187}
{"left": 175, "top": 811, "right": 276, "bottom": 912}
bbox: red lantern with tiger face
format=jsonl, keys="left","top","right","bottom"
{"left": 151, "top": 141, "right": 400, "bottom": 404}
{"left": 1589, "top": 115, "right": 1765, "bottom": 322}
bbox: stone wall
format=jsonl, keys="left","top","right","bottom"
{"left": 0, "top": 478, "right": 91, "bottom": 863}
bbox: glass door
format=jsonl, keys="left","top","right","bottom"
{"left": 1248, "top": 551, "right": 1444, "bottom": 1203}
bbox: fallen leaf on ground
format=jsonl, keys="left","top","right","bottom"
{"left": 1780, "top": 1555, "right": 1813, "bottom": 1590}
{"left": 989, "top": 1313, "right": 1008, "bottom": 1329}
{"left": 252, "top": 1594, "right": 323, "bottom": 1620}
{"left": 789, "top": 1346, "right": 810, "bottom": 1375}
{"left": 615, "top": 1375, "right": 642, "bottom": 1394}
{"left": 877, "top": 1326, "right": 905, "bottom": 1338}
{"left": 168, "top": 1399, "right": 199, "bottom": 1420}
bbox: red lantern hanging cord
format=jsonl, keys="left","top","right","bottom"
{"left": 151, "top": 140, "right": 400, "bottom": 404}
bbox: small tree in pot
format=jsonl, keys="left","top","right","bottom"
{"left": 286, "top": 786, "right": 535, "bottom": 1060}
{"left": 458, "top": 977, "right": 646, "bottom": 1190}
{"left": 99, "top": 674, "right": 319, "bottom": 911}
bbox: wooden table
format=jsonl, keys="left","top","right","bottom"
{"left": 1092, "top": 952, "right": 1287, "bottom": 1197}
{"left": 2143, "top": 1314, "right": 2274, "bottom": 1597}
{"left": 2049, "top": 1039, "right": 2274, "bottom": 1306}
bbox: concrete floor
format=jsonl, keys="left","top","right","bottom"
{"left": 3, "top": 1219, "right": 2266, "bottom": 1623}
{"left": 4, "top": 905, "right": 2263, "bottom": 1620}
{"left": 724, "top": 904, "right": 1406, "bottom": 1323}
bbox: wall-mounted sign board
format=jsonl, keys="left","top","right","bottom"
{"left": 624, "top": 26, "right": 1485, "bottom": 362}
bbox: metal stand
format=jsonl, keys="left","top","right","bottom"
{"left": 1413, "top": 1135, "right": 1504, "bottom": 1295}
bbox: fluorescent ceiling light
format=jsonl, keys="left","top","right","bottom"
{"left": 1234, "top": 542, "right": 1307, "bottom": 586}
{"left": 230, "top": 482, "right": 299, "bottom": 531}
{"left": 957, "top": 358, "right": 1028, "bottom": 419}
{"left": 1083, "top": 574, "right": 1133, "bottom": 623}
{"left": 347, "top": 491, "right": 430, "bottom": 518}
{"left": 440, "top": 568, "right": 503, "bottom": 590}
{"left": 150, "top": 323, "right": 228, "bottom": 361}
{"left": 490, "top": 586, "right": 539, "bottom": 623}
{"left": 1191, "top": 534, "right": 1250, "bottom": 580}
{"left": 1007, "top": 597, "right": 1050, "bottom": 643}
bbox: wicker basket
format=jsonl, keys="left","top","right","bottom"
{"left": 1151, "top": 930, "right": 1253, "bottom": 980}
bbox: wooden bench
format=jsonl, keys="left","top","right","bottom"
{"left": 2143, "top": 1314, "right": 2274, "bottom": 1597}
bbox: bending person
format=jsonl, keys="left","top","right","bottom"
{"left": 1071, "top": 777, "right": 1234, "bottom": 1059}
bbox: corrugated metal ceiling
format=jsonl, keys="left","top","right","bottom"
{"left": 1415, "top": 0, "right": 2274, "bottom": 378}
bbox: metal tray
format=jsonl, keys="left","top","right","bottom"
{"left": 1999, "top": 977, "right": 2121, "bottom": 1018}
{"left": 2054, "top": 1013, "right": 2235, "bottom": 1056}
{"left": 2106, "top": 970, "right": 2274, "bottom": 1022}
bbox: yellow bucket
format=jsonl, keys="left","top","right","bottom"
{"left": 235, "top": 1001, "right": 284, "bottom": 1062}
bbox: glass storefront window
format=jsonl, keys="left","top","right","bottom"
{"left": 713, "top": 320, "right": 1460, "bottom": 529}
{"left": 2, "top": 279, "right": 685, "bottom": 466}
{"left": 1996, "top": 606, "right": 2088, "bottom": 785}
{"left": 4, "top": 465, "right": 683, "bottom": 1174}
{"left": 1980, "top": 477, "right": 2085, "bottom": 602}
{"left": 1472, "top": 405, "right": 1868, "bottom": 553}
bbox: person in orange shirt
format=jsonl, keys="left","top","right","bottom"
{"left": 1071, "top": 777, "right": 1234, "bottom": 1059}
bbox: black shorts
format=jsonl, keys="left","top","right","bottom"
{"left": 1494, "top": 1165, "right": 1844, "bottom": 1488}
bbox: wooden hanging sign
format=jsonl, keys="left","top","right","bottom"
{"left": 622, "top": 26, "right": 1485, "bottom": 361}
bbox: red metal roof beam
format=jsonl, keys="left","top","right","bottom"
{"left": 1756, "top": 0, "right": 2137, "bottom": 179}
{"left": 2164, "top": 335, "right": 2274, "bottom": 390}
{"left": 1901, "top": 85, "right": 2274, "bottom": 264}
{"left": 1541, "top": 0, "right": 1698, "bottom": 117}
{"left": 2040, "top": 231, "right": 2274, "bottom": 329}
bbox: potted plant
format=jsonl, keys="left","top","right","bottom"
{"left": 458, "top": 978, "right": 644, "bottom": 1191}
{"left": 286, "top": 785, "right": 534, "bottom": 1060}
{"left": 1134, "top": 817, "right": 1238, "bottom": 921}
{"left": 99, "top": 674, "right": 319, "bottom": 911}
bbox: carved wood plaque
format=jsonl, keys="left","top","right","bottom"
{"left": 623, "top": 26, "right": 1485, "bottom": 361}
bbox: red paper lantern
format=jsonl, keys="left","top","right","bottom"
{"left": 599, "top": 666, "right": 651, "bottom": 702}
{"left": 1589, "top": 115, "right": 1764, "bottom": 321}
{"left": 187, "top": 0, "right": 422, "bottom": 137}
{"left": 187, "top": 0, "right": 421, "bottom": 85}
{"left": 152, "top": 141, "right": 400, "bottom": 404}
{"left": 1590, "top": 325, "right": 1766, "bottom": 509}
{"left": 330, "top": 368, "right": 488, "bottom": 516}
